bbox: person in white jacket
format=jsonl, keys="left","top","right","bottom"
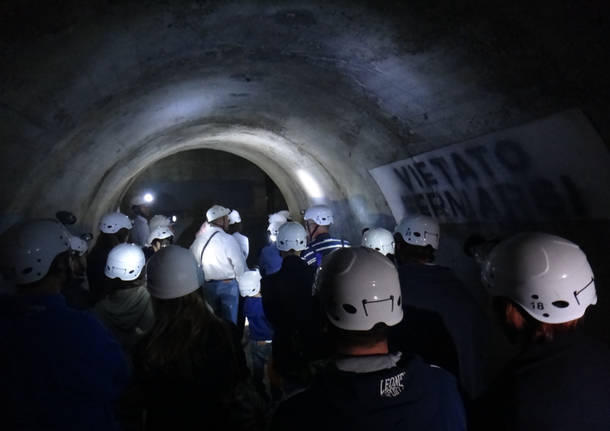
{"left": 228, "top": 209, "right": 249, "bottom": 260}
{"left": 130, "top": 193, "right": 153, "bottom": 246}
{"left": 190, "top": 204, "right": 246, "bottom": 324}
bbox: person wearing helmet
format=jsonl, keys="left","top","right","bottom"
{"left": 0, "top": 219, "right": 129, "bottom": 430}
{"left": 239, "top": 269, "right": 275, "bottom": 401}
{"left": 228, "top": 209, "right": 250, "bottom": 260}
{"left": 129, "top": 245, "right": 263, "bottom": 430}
{"left": 301, "top": 204, "right": 351, "bottom": 268}
{"left": 87, "top": 211, "right": 133, "bottom": 305}
{"left": 391, "top": 213, "right": 490, "bottom": 398}
{"left": 257, "top": 211, "right": 288, "bottom": 277}
{"left": 189, "top": 204, "right": 246, "bottom": 324}
{"left": 130, "top": 193, "right": 154, "bottom": 247}
{"left": 270, "top": 247, "right": 466, "bottom": 430}
{"left": 94, "top": 243, "right": 154, "bottom": 354}
{"left": 227, "top": 209, "right": 251, "bottom": 338}
{"left": 471, "top": 232, "right": 610, "bottom": 431}
{"left": 362, "top": 224, "right": 459, "bottom": 382}
{"left": 361, "top": 227, "right": 395, "bottom": 257}
{"left": 61, "top": 233, "right": 93, "bottom": 310}
{"left": 145, "top": 225, "right": 174, "bottom": 259}
{"left": 148, "top": 226, "right": 174, "bottom": 251}
{"left": 261, "top": 222, "right": 322, "bottom": 397}
{"left": 148, "top": 214, "right": 174, "bottom": 233}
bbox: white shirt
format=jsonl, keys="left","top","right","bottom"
{"left": 190, "top": 225, "right": 246, "bottom": 281}
{"left": 132, "top": 215, "right": 150, "bottom": 247}
{"left": 232, "top": 232, "right": 249, "bottom": 260}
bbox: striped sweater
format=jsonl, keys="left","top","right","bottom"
{"left": 301, "top": 233, "right": 351, "bottom": 267}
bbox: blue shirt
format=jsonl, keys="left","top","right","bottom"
{"left": 301, "top": 233, "right": 351, "bottom": 267}
{"left": 243, "top": 296, "right": 274, "bottom": 341}
{"left": 0, "top": 293, "right": 130, "bottom": 430}
{"left": 258, "top": 243, "right": 283, "bottom": 276}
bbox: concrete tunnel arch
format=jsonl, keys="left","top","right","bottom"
{"left": 3, "top": 1, "right": 609, "bottom": 236}
{"left": 1, "top": 0, "right": 610, "bottom": 402}
{"left": 13, "top": 66, "right": 407, "bottom": 241}
{"left": 94, "top": 123, "right": 338, "bottom": 229}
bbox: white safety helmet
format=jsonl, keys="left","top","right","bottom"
{"left": 131, "top": 193, "right": 154, "bottom": 206}
{"left": 147, "top": 226, "right": 174, "bottom": 246}
{"left": 3, "top": 219, "right": 72, "bottom": 285}
{"left": 361, "top": 227, "right": 395, "bottom": 256}
{"left": 238, "top": 269, "right": 262, "bottom": 297}
{"left": 69, "top": 235, "right": 88, "bottom": 256}
{"left": 146, "top": 245, "right": 201, "bottom": 299}
{"left": 104, "top": 243, "right": 146, "bottom": 281}
{"left": 276, "top": 210, "right": 290, "bottom": 220}
{"left": 482, "top": 232, "right": 597, "bottom": 324}
{"left": 315, "top": 247, "right": 403, "bottom": 331}
{"left": 228, "top": 210, "right": 242, "bottom": 225}
{"left": 149, "top": 214, "right": 172, "bottom": 232}
{"left": 99, "top": 212, "right": 133, "bottom": 234}
{"left": 394, "top": 214, "right": 440, "bottom": 249}
{"left": 304, "top": 205, "right": 333, "bottom": 226}
{"left": 276, "top": 222, "right": 308, "bottom": 251}
{"left": 267, "top": 221, "right": 285, "bottom": 243}
{"left": 206, "top": 204, "right": 230, "bottom": 223}
{"left": 268, "top": 212, "right": 288, "bottom": 225}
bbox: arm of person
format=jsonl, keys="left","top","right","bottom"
{"left": 226, "top": 234, "right": 247, "bottom": 279}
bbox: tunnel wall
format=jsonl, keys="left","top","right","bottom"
{"left": 1, "top": 0, "right": 609, "bottom": 398}
{"left": 2, "top": 0, "right": 608, "bottom": 240}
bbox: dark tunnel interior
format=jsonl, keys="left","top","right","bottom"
{"left": 1, "top": 0, "right": 609, "bottom": 429}
{"left": 120, "top": 149, "right": 287, "bottom": 267}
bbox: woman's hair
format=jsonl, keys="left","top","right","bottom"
{"left": 493, "top": 297, "right": 582, "bottom": 343}
{"left": 139, "top": 291, "right": 239, "bottom": 374}
{"left": 95, "top": 229, "right": 129, "bottom": 250}
{"left": 109, "top": 270, "right": 145, "bottom": 290}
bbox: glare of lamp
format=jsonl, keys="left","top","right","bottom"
{"left": 297, "top": 169, "right": 324, "bottom": 199}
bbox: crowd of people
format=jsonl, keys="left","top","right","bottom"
{"left": 0, "top": 194, "right": 608, "bottom": 430}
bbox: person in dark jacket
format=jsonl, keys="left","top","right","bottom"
{"left": 95, "top": 243, "right": 154, "bottom": 356}
{"left": 258, "top": 214, "right": 286, "bottom": 277}
{"left": 129, "top": 245, "right": 266, "bottom": 431}
{"left": 471, "top": 232, "right": 610, "bottom": 431}
{"left": 392, "top": 214, "right": 491, "bottom": 398}
{"left": 271, "top": 247, "right": 466, "bottom": 431}
{"left": 261, "top": 222, "right": 322, "bottom": 398}
{"left": 0, "top": 219, "right": 130, "bottom": 430}
{"left": 87, "top": 211, "right": 132, "bottom": 305}
{"left": 361, "top": 226, "right": 460, "bottom": 380}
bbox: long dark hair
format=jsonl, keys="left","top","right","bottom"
{"left": 139, "top": 291, "right": 238, "bottom": 373}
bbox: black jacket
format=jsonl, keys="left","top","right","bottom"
{"left": 395, "top": 262, "right": 492, "bottom": 397}
{"left": 471, "top": 331, "right": 610, "bottom": 431}
{"left": 261, "top": 255, "right": 325, "bottom": 383}
{"left": 271, "top": 353, "right": 466, "bottom": 431}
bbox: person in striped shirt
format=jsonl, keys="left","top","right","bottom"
{"left": 301, "top": 204, "right": 350, "bottom": 267}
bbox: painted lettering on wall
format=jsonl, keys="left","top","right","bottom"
{"left": 370, "top": 110, "right": 610, "bottom": 223}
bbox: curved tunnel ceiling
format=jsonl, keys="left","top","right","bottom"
{"left": 1, "top": 1, "right": 608, "bottom": 238}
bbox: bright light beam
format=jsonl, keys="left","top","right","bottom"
{"left": 297, "top": 169, "right": 325, "bottom": 199}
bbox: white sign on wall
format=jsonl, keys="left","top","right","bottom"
{"left": 370, "top": 110, "right": 610, "bottom": 223}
